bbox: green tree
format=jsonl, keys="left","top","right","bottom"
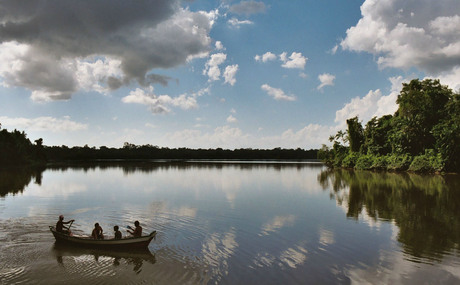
{"left": 363, "top": 115, "right": 393, "bottom": 155}
{"left": 346, "top": 116, "right": 364, "bottom": 153}
{"left": 433, "top": 92, "right": 460, "bottom": 171}
{"left": 394, "top": 79, "right": 451, "bottom": 155}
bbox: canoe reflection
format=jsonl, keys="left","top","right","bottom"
{"left": 52, "top": 243, "right": 156, "bottom": 274}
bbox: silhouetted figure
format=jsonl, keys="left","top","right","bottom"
{"left": 92, "top": 223, "right": 104, "bottom": 239}
{"left": 127, "top": 221, "right": 142, "bottom": 237}
{"left": 56, "top": 215, "right": 74, "bottom": 235}
{"left": 114, "top": 225, "right": 122, "bottom": 239}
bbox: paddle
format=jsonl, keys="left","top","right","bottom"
{"left": 67, "top": 220, "right": 74, "bottom": 231}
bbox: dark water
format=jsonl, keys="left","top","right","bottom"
{"left": 0, "top": 162, "right": 459, "bottom": 284}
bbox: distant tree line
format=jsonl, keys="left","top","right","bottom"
{"left": 319, "top": 79, "right": 460, "bottom": 173}
{"left": 0, "top": 122, "right": 318, "bottom": 165}
{"left": 44, "top": 143, "right": 318, "bottom": 161}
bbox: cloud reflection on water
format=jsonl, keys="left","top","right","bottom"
{"left": 23, "top": 182, "right": 87, "bottom": 198}
{"left": 279, "top": 245, "right": 308, "bottom": 269}
{"left": 259, "top": 215, "right": 295, "bottom": 236}
{"left": 201, "top": 228, "right": 238, "bottom": 282}
{"left": 318, "top": 228, "right": 335, "bottom": 246}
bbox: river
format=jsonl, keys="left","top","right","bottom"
{"left": 0, "top": 161, "right": 459, "bottom": 284}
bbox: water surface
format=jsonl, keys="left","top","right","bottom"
{"left": 0, "top": 162, "right": 459, "bottom": 284}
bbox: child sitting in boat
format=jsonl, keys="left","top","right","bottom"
{"left": 114, "top": 225, "right": 122, "bottom": 239}
{"left": 92, "top": 223, "right": 104, "bottom": 239}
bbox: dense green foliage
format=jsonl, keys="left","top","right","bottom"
{"left": 346, "top": 117, "right": 364, "bottom": 153}
{"left": 0, "top": 124, "right": 46, "bottom": 167}
{"left": 319, "top": 79, "right": 460, "bottom": 173}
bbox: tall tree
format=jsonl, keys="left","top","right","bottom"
{"left": 433, "top": 92, "right": 460, "bottom": 171}
{"left": 346, "top": 116, "right": 364, "bottom": 153}
{"left": 394, "top": 79, "right": 452, "bottom": 155}
{"left": 363, "top": 115, "right": 393, "bottom": 155}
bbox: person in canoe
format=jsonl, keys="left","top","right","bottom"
{"left": 114, "top": 225, "right": 122, "bottom": 239}
{"left": 92, "top": 223, "right": 104, "bottom": 239}
{"left": 127, "top": 221, "right": 142, "bottom": 237}
{"left": 56, "top": 215, "right": 74, "bottom": 235}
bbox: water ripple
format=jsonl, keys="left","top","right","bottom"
{"left": 0, "top": 266, "right": 26, "bottom": 284}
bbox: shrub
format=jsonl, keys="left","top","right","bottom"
{"left": 409, "top": 150, "right": 444, "bottom": 173}
{"left": 342, "top": 152, "right": 360, "bottom": 168}
{"left": 409, "top": 156, "right": 431, "bottom": 172}
{"left": 386, "top": 154, "right": 412, "bottom": 171}
{"left": 371, "top": 155, "right": 388, "bottom": 170}
{"left": 355, "top": 154, "right": 374, "bottom": 170}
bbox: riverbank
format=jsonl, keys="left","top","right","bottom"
{"left": 319, "top": 151, "right": 458, "bottom": 174}
{"left": 320, "top": 79, "right": 460, "bottom": 174}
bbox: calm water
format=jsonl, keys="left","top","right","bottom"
{"left": 0, "top": 162, "right": 459, "bottom": 284}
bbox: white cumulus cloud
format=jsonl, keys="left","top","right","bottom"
{"left": 122, "top": 86, "right": 198, "bottom": 114}
{"left": 255, "top": 52, "right": 277, "bottom": 62}
{"left": 341, "top": 0, "right": 460, "bottom": 88}
{"left": 224, "top": 64, "right": 239, "bottom": 86}
{"left": 280, "top": 52, "right": 308, "bottom": 69}
{"left": 228, "top": 18, "right": 254, "bottom": 28}
{"left": 334, "top": 76, "right": 406, "bottom": 127}
{"left": 255, "top": 51, "right": 307, "bottom": 69}
{"left": 0, "top": 116, "right": 87, "bottom": 132}
{"left": 203, "top": 53, "right": 227, "bottom": 81}
{"left": 215, "top": 41, "right": 225, "bottom": 51}
{"left": 261, "top": 84, "right": 296, "bottom": 101}
{"left": 317, "top": 73, "right": 335, "bottom": 90}
{"left": 226, "top": 115, "right": 238, "bottom": 123}
{"left": 330, "top": 44, "right": 339, "bottom": 55}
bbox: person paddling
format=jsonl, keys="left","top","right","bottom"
{"left": 127, "top": 221, "right": 142, "bottom": 237}
{"left": 56, "top": 215, "right": 74, "bottom": 235}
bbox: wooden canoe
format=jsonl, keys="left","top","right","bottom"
{"left": 49, "top": 226, "right": 156, "bottom": 249}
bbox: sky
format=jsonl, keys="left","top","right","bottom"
{"left": 0, "top": 0, "right": 459, "bottom": 149}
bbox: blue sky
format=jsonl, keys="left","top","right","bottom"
{"left": 0, "top": 0, "right": 459, "bottom": 149}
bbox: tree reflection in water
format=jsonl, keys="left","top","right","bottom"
{"left": 318, "top": 169, "right": 460, "bottom": 261}
{"left": 0, "top": 161, "right": 320, "bottom": 197}
{"left": 0, "top": 167, "right": 44, "bottom": 197}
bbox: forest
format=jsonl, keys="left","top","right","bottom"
{"left": 43, "top": 144, "right": 318, "bottom": 161}
{"left": 0, "top": 125, "right": 46, "bottom": 167}
{"left": 0, "top": 123, "right": 318, "bottom": 166}
{"left": 319, "top": 78, "right": 460, "bottom": 173}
